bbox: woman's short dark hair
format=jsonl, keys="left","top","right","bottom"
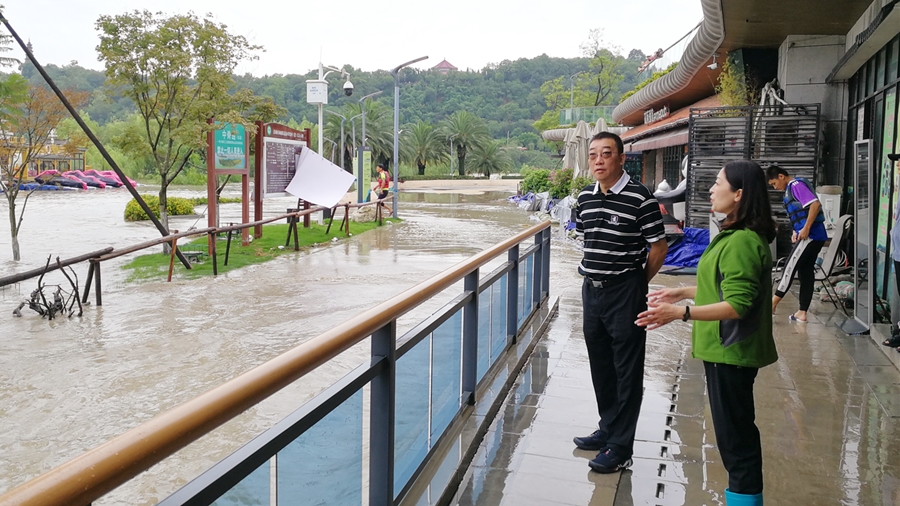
{"left": 721, "top": 160, "right": 777, "bottom": 242}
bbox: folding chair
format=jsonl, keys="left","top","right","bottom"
{"left": 813, "top": 215, "right": 852, "bottom": 316}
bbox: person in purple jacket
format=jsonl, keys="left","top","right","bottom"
{"left": 766, "top": 166, "right": 827, "bottom": 322}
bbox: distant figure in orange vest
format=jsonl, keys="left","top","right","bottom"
{"left": 375, "top": 164, "right": 393, "bottom": 217}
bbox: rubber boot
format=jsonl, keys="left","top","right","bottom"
{"left": 725, "top": 489, "right": 763, "bottom": 506}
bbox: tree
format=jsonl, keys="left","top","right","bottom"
{"left": 440, "top": 111, "right": 489, "bottom": 176}
{"left": 579, "top": 29, "right": 625, "bottom": 106}
{"left": 401, "top": 121, "right": 446, "bottom": 175}
{"left": 0, "top": 24, "right": 19, "bottom": 69}
{"left": 0, "top": 80, "right": 89, "bottom": 260}
{"left": 467, "top": 140, "right": 512, "bottom": 176}
{"left": 95, "top": 10, "right": 262, "bottom": 232}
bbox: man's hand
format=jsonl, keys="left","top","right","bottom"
{"left": 791, "top": 231, "right": 798, "bottom": 243}
{"left": 798, "top": 228, "right": 809, "bottom": 241}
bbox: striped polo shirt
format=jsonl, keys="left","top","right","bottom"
{"left": 575, "top": 172, "right": 665, "bottom": 281}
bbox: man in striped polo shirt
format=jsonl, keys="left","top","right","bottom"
{"left": 572, "top": 131, "right": 667, "bottom": 473}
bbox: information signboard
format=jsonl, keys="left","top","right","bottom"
{"left": 213, "top": 123, "right": 247, "bottom": 171}
{"left": 261, "top": 123, "right": 308, "bottom": 197}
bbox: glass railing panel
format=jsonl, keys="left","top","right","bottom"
{"left": 516, "top": 257, "right": 531, "bottom": 330}
{"left": 211, "top": 460, "right": 269, "bottom": 506}
{"left": 476, "top": 290, "right": 492, "bottom": 382}
{"left": 395, "top": 336, "right": 431, "bottom": 496}
{"left": 490, "top": 277, "right": 507, "bottom": 363}
{"left": 524, "top": 255, "right": 534, "bottom": 318}
{"left": 276, "top": 390, "right": 363, "bottom": 505}
{"left": 431, "top": 311, "right": 462, "bottom": 442}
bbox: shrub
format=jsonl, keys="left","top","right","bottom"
{"left": 521, "top": 169, "right": 551, "bottom": 194}
{"left": 548, "top": 168, "right": 573, "bottom": 199}
{"left": 571, "top": 176, "right": 594, "bottom": 196}
{"left": 124, "top": 195, "right": 198, "bottom": 221}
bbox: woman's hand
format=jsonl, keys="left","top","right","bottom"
{"left": 647, "top": 287, "right": 687, "bottom": 305}
{"left": 635, "top": 302, "right": 684, "bottom": 330}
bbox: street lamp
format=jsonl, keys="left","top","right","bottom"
{"left": 326, "top": 109, "right": 346, "bottom": 171}
{"left": 349, "top": 112, "right": 362, "bottom": 151}
{"left": 357, "top": 90, "right": 383, "bottom": 203}
{"left": 306, "top": 62, "right": 352, "bottom": 155}
{"left": 569, "top": 71, "right": 587, "bottom": 110}
{"left": 391, "top": 56, "right": 428, "bottom": 218}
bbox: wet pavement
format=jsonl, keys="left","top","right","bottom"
{"left": 449, "top": 268, "right": 900, "bottom": 505}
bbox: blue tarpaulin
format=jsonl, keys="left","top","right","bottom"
{"left": 663, "top": 227, "right": 709, "bottom": 268}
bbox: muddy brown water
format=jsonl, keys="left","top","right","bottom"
{"left": 0, "top": 184, "right": 586, "bottom": 504}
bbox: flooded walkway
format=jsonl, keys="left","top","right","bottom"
{"left": 449, "top": 267, "right": 900, "bottom": 505}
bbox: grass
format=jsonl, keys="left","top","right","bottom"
{"left": 123, "top": 218, "right": 399, "bottom": 282}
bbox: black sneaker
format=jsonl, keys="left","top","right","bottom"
{"left": 588, "top": 448, "right": 633, "bottom": 473}
{"left": 573, "top": 429, "right": 607, "bottom": 451}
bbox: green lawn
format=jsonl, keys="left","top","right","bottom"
{"left": 123, "top": 219, "right": 399, "bottom": 281}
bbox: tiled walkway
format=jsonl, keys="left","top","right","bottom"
{"left": 450, "top": 272, "right": 900, "bottom": 506}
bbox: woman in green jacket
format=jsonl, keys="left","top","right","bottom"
{"left": 636, "top": 160, "right": 777, "bottom": 506}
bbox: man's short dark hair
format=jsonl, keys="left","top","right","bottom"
{"left": 590, "top": 131, "right": 624, "bottom": 154}
{"left": 765, "top": 165, "right": 789, "bottom": 180}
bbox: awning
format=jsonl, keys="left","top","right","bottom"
{"left": 624, "top": 127, "right": 689, "bottom": 152}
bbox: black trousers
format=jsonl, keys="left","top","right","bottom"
{"left": 581, "top": 271, "right": 647, "bottom": 457}
{"left": 704, "top": 361, "right": 763, "bottom": 494}
{"left": 775, "top": 239, "right": 824, "bottom": 311}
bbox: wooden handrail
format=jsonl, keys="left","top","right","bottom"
{"left": 0, "top": 248, "right": 113, "bottom": 288}
{"left": 0, "top": 220, "right": 550, "bottom": 506}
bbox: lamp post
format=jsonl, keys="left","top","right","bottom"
{"left": 357, "top": 90, "right": 383, "bottom": 203}
{"left": 390, "top": 56, "right": 428, "bottom": 218}
{"left": 326, "top": 109, "right": 346, "bottom": 171}
{"left": 306, "top": 62, "right": 352, "bottom": 155}
{"left": 349, "top": 112, "right": 362, "bottom": 151}
{"left": 569, "top": 71, "right": 586, "bottom": 110}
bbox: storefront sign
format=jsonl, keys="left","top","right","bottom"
{"left": 644, "top": 106, "right": 669, "bottom": 125}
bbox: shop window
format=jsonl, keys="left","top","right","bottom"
{"left": 867, "top": 59, "right": 876, "bottom": 97}
{"left": 58, "top": 161, "right": 70, "bottom": 171}
{"left": 890, "top": 38, "right": 899, "bottom": 83}
{"left": 849, "top": 77, "right": 857, "bottom": 106}
{"left": 662, "top": 145, "right": 682, "bottom": 185}
{"left": 858, "top": 66, "right": 866, "bottom": 103}
{"left": 73, "top": 159, "right": 84, "bottom": 171}
{"left": 40, "top": 161, "right": 54, "bottom": 172}
{"left": 876, "top": 49, "right": 885, "bottom": 90}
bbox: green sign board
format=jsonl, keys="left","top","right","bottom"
{"left": 214, "top": 123, "right": 246, "bottom": 170}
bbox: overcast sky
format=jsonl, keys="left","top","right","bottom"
{"left": 4, "top": 0, "right": 702, "bottom": 77}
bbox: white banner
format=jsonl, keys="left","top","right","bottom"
{"left": 285, "top": 148, "right": 355, "bottom": 208}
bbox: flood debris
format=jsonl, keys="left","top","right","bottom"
{"left": 12, "top": 255, "right": 83, "bottom": 319}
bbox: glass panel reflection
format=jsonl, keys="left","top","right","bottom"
{"left": 476, "top": 289, "right": 491, "bottom": 382}
{"left": 212, "top": 459, "right": 269, "bottom": 506}
{"left": 276, "top": 390, "right": 363, "bottom": 505}
{"left": 395, "top": 336, "right": 430, "bottom": 496}
{"left": 490, "top": 278, "right": 507, "bottom": 364}
{"left": 431, "top": 312, "right": 462, "bottom": 442}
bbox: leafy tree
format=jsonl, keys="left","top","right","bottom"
{"left": 95, "top": 10, "right": 262, "bottom": 232}
{"left": 0, "top": 80, "right": 89, "bottom": 260}
{"left": 440, "top": 111, "right": 489, "bottom": 176}
{"left": 467, "top": 140, "right": 512, "bottom": 176}
{"left": 401, "top": 121, "right": 446, "bottom": 175}
{"left": 580, "top": 29, "right": 625, "bottom": 106}
{"left": 0, "top": 24, "right": 18, "bottom": 69}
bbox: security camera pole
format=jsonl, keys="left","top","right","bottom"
{"left": 306, "top": 62, "right": 351, "bottom": 155}
{"left": 391, "top": 56, "right": 428, "bottom": 218}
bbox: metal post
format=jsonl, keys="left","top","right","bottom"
{"left": 507, "top": 245, "right": 519, "bottom": 343}
{"left": 370, "top": 321, "right": 396, "bottom": 505}
{"left": 390, "top": 56, "right": 427, "bottom": 218}
{"left": 449, "top": 134, "right": 457, "bottom": 175}
{"left": 462, "top": 269, "right": 479, "bottom": 405}
{"left": 541, "top": 228, "right": 551, "bottom": 301}
{"left": 326, "top": 110, "right": 347, "bottom": 171}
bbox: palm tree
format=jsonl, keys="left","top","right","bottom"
{"left": 401, "top": 121, "right": 446, "bottom": 175}
{"left": 467, "top": 140, "right": 512, "bottom": 176}
{"left": 440, "top": 111, "right": 489, "bottom": 176}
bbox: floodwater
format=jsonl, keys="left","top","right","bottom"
{"left": 0, "top": 184, "right": 577, "bottom": 505}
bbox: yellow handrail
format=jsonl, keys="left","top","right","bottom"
{"left": 0, "top": 220, "right": 550, "bottom": 506}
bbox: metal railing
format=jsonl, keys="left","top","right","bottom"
{"left": 0, "top": 220, "right": 552, "bottom": 506}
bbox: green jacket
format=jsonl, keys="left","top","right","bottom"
{"left": 692, "top": 228, "right": 778, "bottom": 368}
